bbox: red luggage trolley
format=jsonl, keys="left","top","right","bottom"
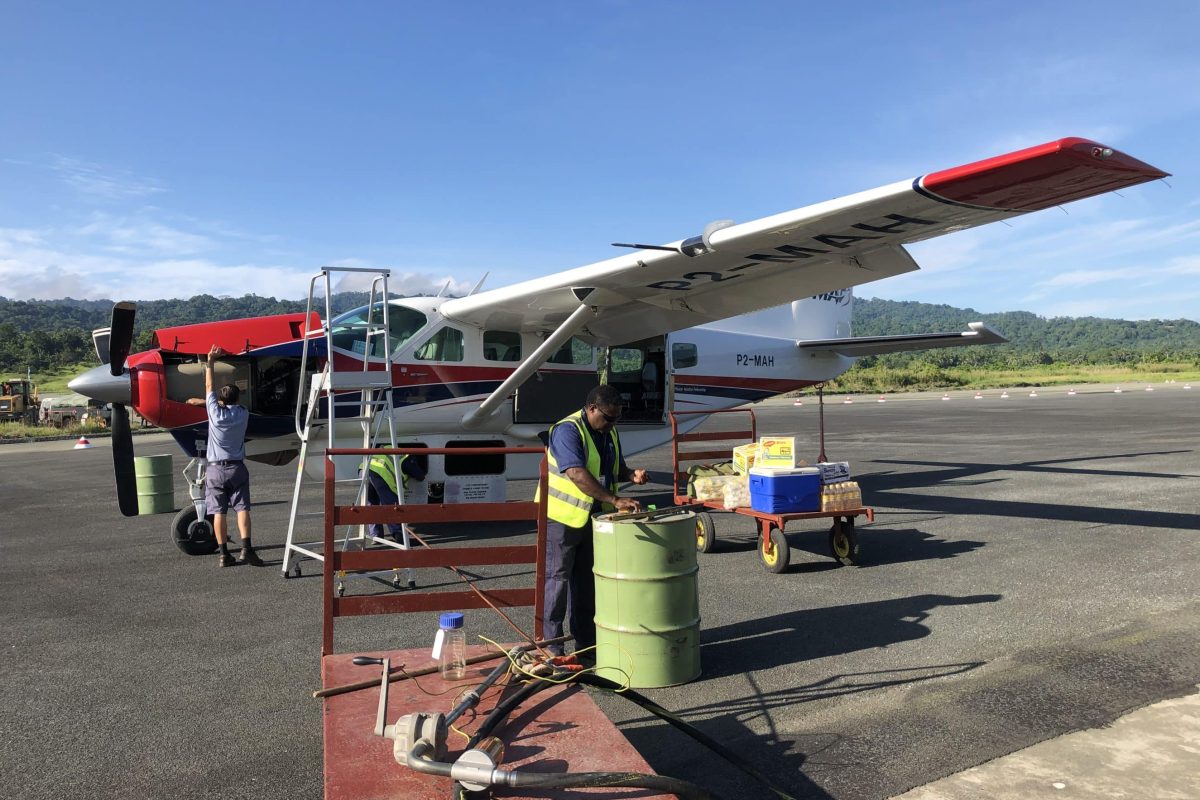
{"left": 670, "top": 408, "right": 874, "bottom": 573}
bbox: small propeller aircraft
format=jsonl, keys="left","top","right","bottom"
{"left": 70, "top": 137, "right": 1167, "bottom": 548}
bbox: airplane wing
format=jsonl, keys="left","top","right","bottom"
{"left": 796, "top": 321, "right": 1007, "bottom": 357}
{"left": 439, "top": 138, "right": 1166, "bottom": 346}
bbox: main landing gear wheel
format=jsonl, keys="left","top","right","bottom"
{"left": 694, "top": 511, "right": 718, "bottom": 553}
{"left": 758, "top": 524, "right": 790, "bottom": 573}
{"left": 171, "top": 505, "right": 218, "bottom": 556}
{"left": 830, "top": 517, "right": 860, "bottom": 566}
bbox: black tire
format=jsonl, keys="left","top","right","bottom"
{"left": 829, "top": 518, "right": 860, "bottom": 566}
{"left": 171, "top": 505, "right": 218, "bottom": 556}
{"left": 758, "top": 525, "right": 790, "bottom": 573}
{"left": 695, "top": 511, "right": 718, "bottom": 553}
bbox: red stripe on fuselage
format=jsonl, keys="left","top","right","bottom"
{"left": 921, "top": 137, "right": 1169, "bottom": 212}
{"left": 676, "top": 375, "right": 817, "bottom": 392}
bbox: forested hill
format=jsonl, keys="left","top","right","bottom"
{"left": 853, "top": 297, "right": 1200, "bottom": 364}
{"left": 2, "top": 293, "right": 1199, "bottom": 373}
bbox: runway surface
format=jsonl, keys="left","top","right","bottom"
{"left": 2, "top": 386, "right": 1197, "bottom": 799}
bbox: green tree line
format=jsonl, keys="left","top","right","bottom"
{"left": 2, "top": 294, "right": 1198, "bottom": 374}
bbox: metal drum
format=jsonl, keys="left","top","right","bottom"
{"left": 134, "top": 454, "right": 175, "bottom": 515}
{"left": 592, "top": 510, "right": 701, "bottom": 688}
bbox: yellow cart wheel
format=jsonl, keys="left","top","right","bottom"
{"left": 695, "top": 512, "right": 718, "bottom": 553}
{"left": 830, "top": 518, "right": 860, "bottom": 566}
{"left": 758, "top": 524, "right": 790, "bottom": 573}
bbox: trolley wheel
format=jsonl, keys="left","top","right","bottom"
{"left": 758, "top": 525, "right": 790, "bottom": 573}
{"left": 293, "top": 562, "right": 302, "bottom": 579}
{"left": 830, "top": 518, "right": 860, "bottom": 566}
{"left": 695, "top": 511, "right": 718, "bottom": 553}
{"left": 171, "top": 505, "right": 218, "bottom": 556}
{"left": 336, "top": 582, "right": 345, "bottom": 597}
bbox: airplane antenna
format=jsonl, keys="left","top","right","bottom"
{"left": 612, "top": 242, "right": 679, "bottom": 252}
{"left": 1160, "top": 178, "right": 1172, "bottom": 188}
{"left": 467, "top": 272, "right": 489, "bottom": 297}
{"left": 436, "top": 280, "right": 451, "bottom": 298}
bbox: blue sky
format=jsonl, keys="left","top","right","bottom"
{"left": 1, "top": 1, "right": 1197, "bottom": 321}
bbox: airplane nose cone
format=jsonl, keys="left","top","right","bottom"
{"left": 68, "top": 364, "right": 132, "bottom": 405}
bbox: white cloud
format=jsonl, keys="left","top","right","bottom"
{"left": 46, "top": 155, "right": 165, "bottom": 201}
{"left": 76, "top": 213, "right": 214, "bottom": 255}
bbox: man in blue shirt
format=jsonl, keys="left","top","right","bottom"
{"left": 543, "top": 384, "right": 647, "bottom": 658}
{"left": 187, "top": 345, "right": 259, "bottom": 568}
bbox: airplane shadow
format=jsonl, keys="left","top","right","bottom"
{"left": 699, "top": 593, "right": 1000, "bottom": 677}
{"left": 858, "top": 450, "right": 1200, "bottom": 532}
{"left": 573, "top": 595, "right": 997, "bottom": 796}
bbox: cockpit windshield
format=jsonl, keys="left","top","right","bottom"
{"left": 329, "top": 303, "right": 428, "bottom": 357}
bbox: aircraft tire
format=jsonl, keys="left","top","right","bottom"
{"left": 759, "top": 525, "right": 790, "bottom": 573}
{"left": 171, "top": 505, "right": 218, "bottom": 556}
{"left": 695, "top": 512, "right": 718, "bottom": 553}
{"left": 829, "top": 518, "right": 859, "bottom": 566}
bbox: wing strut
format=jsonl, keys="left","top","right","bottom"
{"left": 460, "top": 300, "right": 597, "bottom": 429}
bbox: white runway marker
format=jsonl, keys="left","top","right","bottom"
{"left": 1067, "top": 388, "right": 1076, "bottom": 396}
{"left": 1029, "top": 390, "right": 1038, "bottom": 397}
{"left": 1000, "top": 391, "right": 1009, "bottom": 399}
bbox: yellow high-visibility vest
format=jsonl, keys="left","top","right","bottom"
{"left": 367, "top": 454, "right": 410, "bottom": 495}
{"left": 541, "top": 409, "right": 621, "bottom": 527}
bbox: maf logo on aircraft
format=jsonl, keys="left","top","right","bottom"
{"left": 812, "top": 289, "right": 851, "bottom": 305}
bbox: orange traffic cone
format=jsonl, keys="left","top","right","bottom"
{"left": 74, "top": 436, "right": 93, "bottom": 449}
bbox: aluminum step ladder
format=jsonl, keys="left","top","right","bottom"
{"left": 280, "top": 266, "right": 416, "bottom": 590}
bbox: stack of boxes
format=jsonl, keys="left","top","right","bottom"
{"left": 727, "top": 439, "right": 864, "bottom": 515}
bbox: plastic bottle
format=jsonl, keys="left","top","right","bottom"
{"left": 436, "top": 612, "right": 467, "bottom": 680}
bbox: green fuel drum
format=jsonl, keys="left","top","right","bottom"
{"left": 134, "top": 454, "right": 175, "bottom": 515}
{"left": 592, "top": 511, "right": 701, "bottom": 688}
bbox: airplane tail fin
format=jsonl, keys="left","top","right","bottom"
{"left": 699, "top": 288, "right": 853, "bottom": 341}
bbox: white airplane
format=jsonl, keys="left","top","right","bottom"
{"left": 70, "top": 137, "right": 1167, "bottom": 529}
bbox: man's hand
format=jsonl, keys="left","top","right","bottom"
{"left": 207, "top": 345, "right": 227, "bottom": 364}
{"left": 185, "top": 398, "right": 205, "bottom": 406}
{"left": 614, "top": 497, "right": 642, "bottom": 513}
{"left": 630, "top": 468, "right": 649, "bottom": 485}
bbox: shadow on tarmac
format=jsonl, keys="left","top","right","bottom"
{"left": 700, "top": 594, "right": 1001, "bottom": 677}
{"left": 860, "top": 451, "right": 1200, "bottom": 531}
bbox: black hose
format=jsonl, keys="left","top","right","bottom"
{"left": 508, "top": 769, "right": 718, "bottom": 798}
{"left": 574, "top": 674, "right": 799, "bottom": 800}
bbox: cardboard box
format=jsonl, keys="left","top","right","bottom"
{"left": 816, "top": 462, "right": 851, "bottom": 484}
{"left": 757, "top": 436, "right": 796, "bottom": 469}
{"left": 732, "top": 442, "right": 760, "bottom": 474}
{"left": 749, "top": 466, "right": 821, "bottom": 513}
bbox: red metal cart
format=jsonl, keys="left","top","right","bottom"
{"left": 670, "top": 408, "right": 874, "bottom": 573}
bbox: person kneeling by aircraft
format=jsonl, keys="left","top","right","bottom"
{"left": 541, "top": 384, "right": 649, "bottom": 660}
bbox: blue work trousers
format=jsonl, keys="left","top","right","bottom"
{"left": 365, "top": 472, "right": 402, "bottom": 541}
{"left": 542, "top": 518, "right": 596, "bottom": 657}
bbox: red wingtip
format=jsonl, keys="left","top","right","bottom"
{"left": 921, "top": 137, "right": 1169, "bottom": 212}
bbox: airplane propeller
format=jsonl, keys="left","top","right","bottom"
{"left": 105, "top": 302, "right": 138, "bottom": 516}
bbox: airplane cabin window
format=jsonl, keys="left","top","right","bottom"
{"left": 672, "top": 342, "right": 698, "bottom": 369}
{"left": 609, "top": 348, "right": 644, "bottom": 373}
{"left": 330, "top": 303, "right": 428, "bottom": 357}
{"left": 414, "top": 326, "right": 465, "bottom": 362}
{"left": 483, "top": 330, "right": 521, "bottom": 362}
{"left": 547, "top": 336, "right": 594, "bottom": 366}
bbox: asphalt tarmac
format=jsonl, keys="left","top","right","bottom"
{"left": 2, "top": 385, "right": 1198, "bottom": 800}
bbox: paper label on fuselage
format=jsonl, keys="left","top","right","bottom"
{"left": 593, "top": 519, "right": 614, "bottom": 535}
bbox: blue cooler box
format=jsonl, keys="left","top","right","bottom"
{"left": 749, "top": 467, "right": 822, "bottom": 513}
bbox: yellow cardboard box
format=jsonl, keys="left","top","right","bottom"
{"left": 732, "top": 442, "right": 759, "bottom": 474}
{"left": 757, "top": 436, "right": 796, "bottom": 469}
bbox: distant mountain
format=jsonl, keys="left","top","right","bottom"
{"left": 853, "top": 297, "right": 1200, "bottom": 352}
{"left": 2, "top": 293, "right": 1198, "bottom": 374}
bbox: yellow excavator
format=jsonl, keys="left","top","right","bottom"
{"left": 0, "top": 378, "right": 40, "bottom": 425}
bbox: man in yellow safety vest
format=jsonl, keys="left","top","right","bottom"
{"left": 543, "top": 384, "right": 647, "bottom": 657}
{"left": 364, "top": 452, "right": 426, "bottom": 540}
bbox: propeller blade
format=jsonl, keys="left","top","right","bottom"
{"left": 112, "top": 403, "right": 138, "bottom": 517}
{"left": 109, "top": 301, "right": 136, "bottom": 377}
